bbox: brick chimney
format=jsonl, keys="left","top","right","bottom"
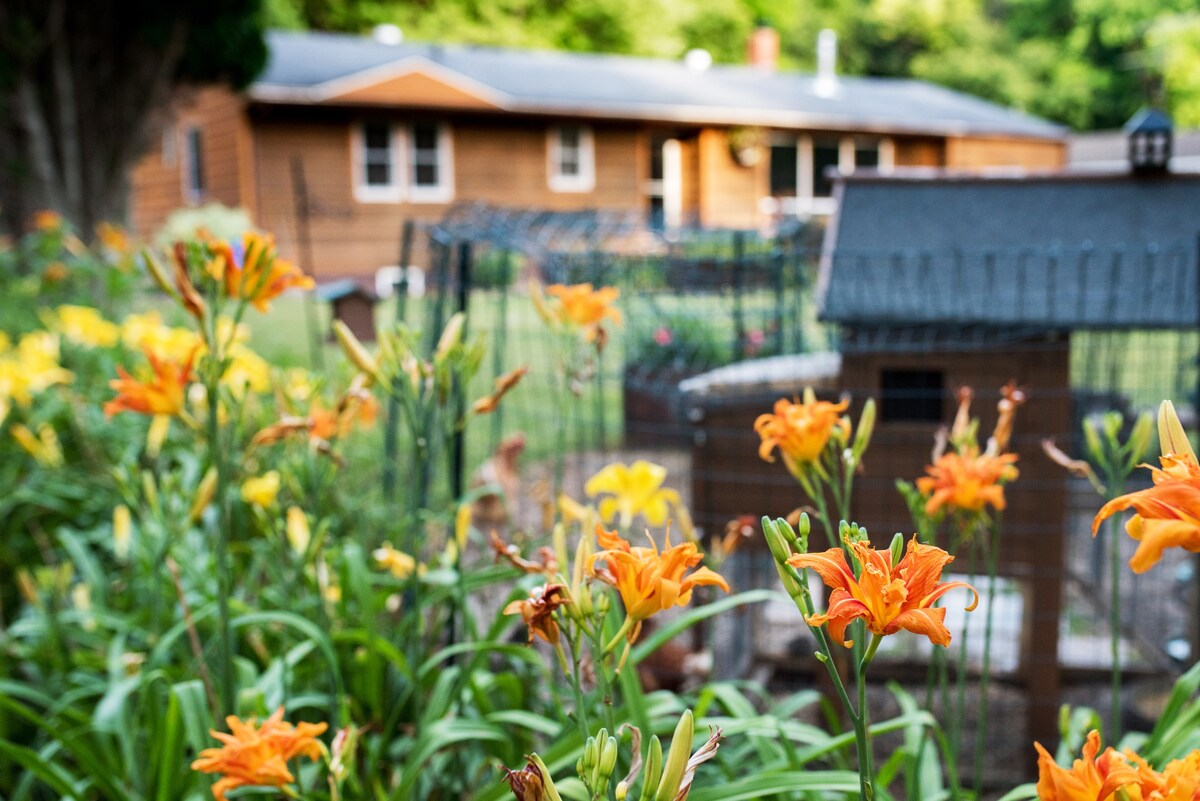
{"left": 747, "top": 23, "right": 779, "bottom": 71}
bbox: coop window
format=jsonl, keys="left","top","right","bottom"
{"left": 408, "top": 121, "right": 454, "bottom": 203}
{"left": 880, "top": 369, "right": 944, "bottom": 422}
{"left": 548, "top": 125, "right": 595, "bottom": 193}
{"left": 184, "top": 126, "right": 205, "bottom": 202}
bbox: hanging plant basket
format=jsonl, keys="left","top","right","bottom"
{"left": 728, "top": 126, "right": 767, "bottom": 167}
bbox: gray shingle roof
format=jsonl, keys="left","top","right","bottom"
{"left": 252, "top": 30, "right": 1064, "bottom": 139}
{"left": 819, "top": 173, "right": 1200, "bottom": 329}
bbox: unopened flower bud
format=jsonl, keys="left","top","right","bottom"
{"left": 655, "top": 710, "right": 694, "bottom": 801}
{"left": 888, "top": 532, "right": 905, "bottom": 567}
{"left": 762, "top": 517, "right": 792, "bottom": 564}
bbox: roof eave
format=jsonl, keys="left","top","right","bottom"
{"left": 246, "top": 83, "right": 1065, "bottom": 139}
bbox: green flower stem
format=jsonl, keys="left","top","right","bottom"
{"left": 603, "top": 616, "right": 635, "bottom": 655}
{"left": 794, "top": 468, "right": 836, "bottom": 550}
{"left": 780, "top": 560, "right": 871, "bottom": 794}
{"left": 592, "top": 618, "right": 618, "bottom": 734}
{"left": 950, "top": 523, "right": 977, "bottom": 757}
{"left": 973, "top": 515, "right": 1003, "bottom": 797}
{"left": 203, "top": 328, "right": 235, "bottom": 716}
{"left": 560, "top": 629, "right": 591, "bottom": 742}
{"left": 1105, "top": 482, "right": 1123, "bottom": 744}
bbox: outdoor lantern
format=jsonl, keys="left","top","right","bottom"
{"left": 1124, "top": 107, "right": 1173, "bottom": 174}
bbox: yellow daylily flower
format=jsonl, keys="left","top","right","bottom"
{"left": 45, "top": 305, "right": 120, "bottom": 348}
{"left": 241, "top": 472, "right": 281, "bottom": 508}
{"left": 584, "top": 460, "right": 684, "bottom": 529}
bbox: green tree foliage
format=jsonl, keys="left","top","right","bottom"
{"left": 0, "top": 0, "right": 268, "bottom": 237}
{"left": 266, "top": 0, "right": 1200, "bottom": 130}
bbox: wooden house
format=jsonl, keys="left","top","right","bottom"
{"left": 130, "top": 27, "right": 1067, "bottom": 280}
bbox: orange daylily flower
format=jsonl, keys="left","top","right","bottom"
{"left": 754, "top": 389, "right": 850, "bottom": 469}
{"left": 917, "top": 450, "right": 1020, "bottom": 516}
{"left": 589, "top": 525, "right": 729, "bottom": 642}
{"left": 1034, "top": 730, "right": 1142, "bottom": 801}
{"left": 788, "top": 535, "right": 978, "bottom": 648}
{"left": 1093, "top": 451, "right": 1200, "bottom": 573}
{"left": 504, "top": 583, "right": 570, "bottom": 645}
{"left": 545, "top": 283, "right": 621, "bottom": 342}
{"left": 104, "top": 348, "right": 196, "bottom": 418}
{"left": 191, "top": 707, "right": 327, "bottom": 801}
{"left": 1093, "top": 400, "right": 1200, "bottom": 573}
{"left": 211, "top": 232, "right": 315, "bottom": 312}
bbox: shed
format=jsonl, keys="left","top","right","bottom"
{"left": 819, "top": 169, "right": 1200, "bottom": 761}
{"left": 317, "top": 278, "right": 379, "bottom": 342}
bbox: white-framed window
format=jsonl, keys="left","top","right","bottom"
{"left": 547, "top": 125, "right": 595, "bottom": 193}
{"left": 767, "top": 133, "right": 893, "bottom": 215}
{"left": 407, "top": 121, "right": 454, "bottom": 203}
{"left": 353, "top": 121, "right": 453, "bottom": 204}
{"left": 183, "top": 126, "right": 205, "bottom": 203}
{"left": 353, "top": 122, "right": 403, "bottom": 203}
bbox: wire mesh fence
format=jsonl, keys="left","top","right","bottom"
{"left": 348, "top": 202, "right": 1200, "bottom": 788}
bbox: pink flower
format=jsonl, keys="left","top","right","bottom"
{"left": 653, "top": 327, "right": 673, "bottom": 346}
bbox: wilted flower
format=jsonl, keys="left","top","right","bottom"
{"left": 504, "top": 583, "right": 570, "bottom": 645}
{"left": 473, "top": 365, "right": 529, "bottom": 414}
{"left": 789, "top": 535, "right": 978, "bottom": 648}
{"left": 754, "top": 389, "right": 850, "bottom": 470}
{"left": 488, "top": 531, "right": 558, "bottom": 575}
{"left": 190, "top": 707, "right": 327, "bottom": 801}
{"left": 589, "top": 525, "right": 729, "bottom": 642}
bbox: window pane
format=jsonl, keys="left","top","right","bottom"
{"left": 649, "top": 136, "right": 667, "bottom": 181}
{"left": 560, "top": 126, "right": 580, "bottom": 149}
{"left": 187, "top": 128, "right": 205, "bottom": 195}
{"left": 413, "top": 124, "right": 438, "bottom": 151}
{"left": 812, "top": 139, "right": 839, "bottom": 198}
{"left": 880, "top": 369, "right": 944, "bottom": 422}
{"left": 364, "top": 124, "right": 390, "bottom": 149}
{"left": 855, "top": 145, "right": 879, "bottom": 171}
{"left": 769, "top": 144, "right": 797, "bottom": 195}
{"left": 366, "top": 162, "right": 391, "bottom": 186}
{"left": 560, "top": 156, "right": 579, "bottom": 176}
{"left": 415, "top": 163, "right": 438, "bottom": 186}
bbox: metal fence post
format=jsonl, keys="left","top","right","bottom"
{"left": 732, "top": 230, "right": 746, "bottom": 359}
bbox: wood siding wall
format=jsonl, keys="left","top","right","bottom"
{"left": 129, "top": 86, "right": 253, "bottom": 235}
{"left": 946, "top": 135, "right": 1066, "bottom": 170}
{"left": 697, "top": 128, "right": 764, "bottom": 229}
{"left": 252, "top": 113, "right": 643, "bottom": 278}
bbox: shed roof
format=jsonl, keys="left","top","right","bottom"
{"left": 250, "top": 30, "right": 1064, "bottom": 139}
{"left": 818, "top": 172, "right": 1200, "bottom": 330}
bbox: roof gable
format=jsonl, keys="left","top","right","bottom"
{"left": 323, "top": 60, "right": 507, "bottom": 110}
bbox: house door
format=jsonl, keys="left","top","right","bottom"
{"left": 645, "top": 134, "right": 695, "bottom": 230}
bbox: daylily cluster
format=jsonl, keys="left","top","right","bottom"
{"left": 1036, "top": 730, "right": 1200, "bottom": 801}
{"left": 0, "top": 330, "right": 73, "bottom": 424}
{"left": 915, "top": 384, "right": 1023, "bottom": 520}
{"left": 191, "top": 708, "right": 327, "bottom": 801}
{"left": 789, "top": 534, "right": 978, "bottom": 650}
{"left": 1093, "top": 400, "right": 1200, "bottom": 573}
